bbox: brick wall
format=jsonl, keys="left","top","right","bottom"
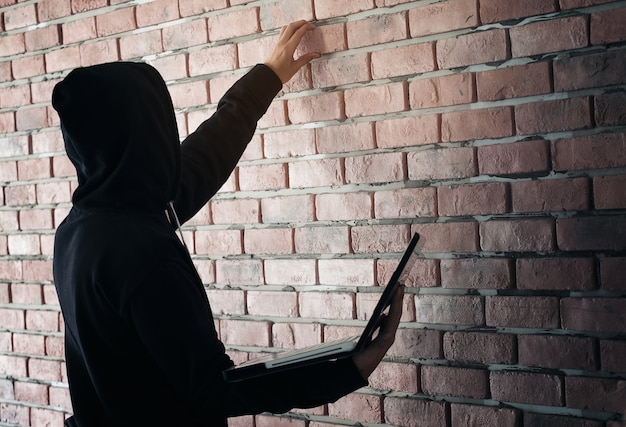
{"left": 1, "top": 0, "right": 625, "bottom": 426}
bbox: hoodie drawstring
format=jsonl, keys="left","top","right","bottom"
{"left": 166, "top": 201, "right": 189, "bottom": 251}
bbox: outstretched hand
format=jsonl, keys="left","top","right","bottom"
{"left": 264, "top": 20, "right": 320, "bottom": 84}
{"left": 352, "top": 284, "right": 405, "bottom": 380}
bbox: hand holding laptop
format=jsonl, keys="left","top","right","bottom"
{"left": 351, "top": 283, "right": 405, "bottom": 379}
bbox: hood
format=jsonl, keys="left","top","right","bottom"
{"left": 52, "top": 62, "right": 180, "bottom": 213}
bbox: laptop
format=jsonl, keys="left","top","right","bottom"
{"left": 223, "top": 232, "right": 421, "bottom": 382}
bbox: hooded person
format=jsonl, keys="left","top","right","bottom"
{"left": 51, "top": 20, "right": 404, "bottom": 427}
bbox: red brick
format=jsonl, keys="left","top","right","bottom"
{"left": 30, "top": 409, "right": 65, "bottom": 427}
{"left": 236, "top": 34, "right": 277, "bottom": 69}
{"left": 517, "top": 97, "right": 592, "bottom": 135}
{"left": 368, "top": 361, "right": 418, "bottom": 393}
{"left": 553, "top": 132, "right": 626, "bottom": 171}
{"left": 0, "top": 402, "right": 30, "bottom": 425}
{"left": 247, "top": 291, "right": 298, "bottom": 317}
{"left": 162, "top": 19, "right": 207, "bottom": 51}
{"left": 0, "top": 261, "right": 23, "bottom": 281}
{"left": 207, "top": 8, "right": 260, "bottom": 41}
{"left": 477, "top": 62, "right": 552, "bottom": 101}
{"left": 256, "top": 415, "right": 305, "bottom": 427}
{"left": 557, "top": 216, "right": 626, "bottom": 251}
{"left": 12, "top": 333, "right": 44, "bottom": 355}
{"left": 262, "top": 129, "right": 314, "bottom": 158}
{"left": 486, "top": 296, "right": 559, "bottom": 328}
{"left": 422, "top": 365, "right": 488, "bottom": 399}
{"left": 519, "top": 335, "right": 597, "bottom": 370}
{"left": 408, "top": 147, "right": 476, "bottom": 181}
{"left": 205, "top": 289, "right": 245, "bottom": 315}
{"left": 193, "top": 259, "right": 214, "bottom": 284}
{"left": 260, "top": 195, "right": 314, "bottom": 223}
{"left": 512, "top": 177, "right": 590, "bottom": 213}
{"left": 344, "top": 82, "right": 406, "bottom": 118}
{"left": 591, "top": 7, "right": 626, "bottom": 45}
{"left": 28, "top": 358, "right": 61, "bottom": 382}
{"left": 524, "top": 413, "right": 603, "bottom": 427}
{"left": 72, "top": 0, "right": 107, "bottom": 13}
{"left": 45, "top": 45, "right": 81, "bottom": 73}
{"left": 517, "top": 257, "right": 596, "bottom": 291}
{"left": 510, "top": 16, "right": 588, "bottom": 58}
{"left": 179, "top": 0, "right": 227, "bottom": 16}
{"left": 298, "top": 291, "right": 355, "bottom": 320}
{"left": 38, "top": 0, "right": 71, "bottom": 21}
{"left": 136, "top": 0, "right": 179, "bottom": 27}
{"left": 480, "top": 219, "right": 555, "bottom": 252}
{"left": 452, "top": 404, "right": 519, "bottom": 427}
{"left": 380, "top": 256, "right": 438, "bottom": 288}
{"left": 595, "top": 91, "right": 626, "bottom": 127}
{"left": 96, "top": 7, "right": 136, "bottom": 37}
{"left": 80, "top": 38, "right": 119, "bottom": 66}
{"left": 220, "top": 319, "right": 270, "bottom": 346}
{"left": 314, "top": 0, "right": 374, "bottom": 19}
{"left": 0, "top": 85, "right": 30, "bottom": 109}
{"left": 384, "top": 397, "right": 446, "bottom": 427}
{"left": 45, "top": 336, "right": 64, "bottom": 358}
{"left": 351, "top": 224, "right": 411, "bottom": 254}
{"left": 3, "top": 4, "right": 36, "bottom": 31}
{"left": 315, "top": 192, "right": 371, "bottom": 221}
{"left": 264, "top": 259, "right": 316, "bottom": 286}
{"left": 376, "top": 114, "right": 439, "bottom": 148}
{"left": 216, "top": 259, "right": 263, "bottom": 286}
{"left": 438, "top": 182, "right": 509, "bottom": 216}
{"left": 119, "top": 29, "right": 162, "bottom": 59}
{"left": 259, "top": 0, "right": 313, "bottom": 30}
{"left": 188, "top": 44, "right": 236, "bottom": 77}
{"left": 210, "top": 198, "right": 259, "bottom": 224}
{"left": 5, "top": 184, "right": 37, "bottom": 206}
{"left": 0, "top": 211, "right": 18, "bottom": 231}
{"left": 444, "top": 331, "right": 515, "bottom": 364}
{"left": 311, "top": 52, "right": 369, "bottom": 88}
{"left": 490, "top": 371, "right": 563, "bottom": 406}
{"left": 559, "top": 0, "right": 614, "bottom": 8}
{"left": 240, "top": 163, "right": 287, "bottom": 191}
{"left": 16, "top": 158, "right": 50, "bottom": 181}
{"left": 272, "top": 322, "right": 321, "bottom": 349}
{"left": 480, "top": 0, "right": 557, "bottom": 23}
{"left": 318, "top": 259, "right": 374, "bottom": 287}
{"left": 600, "top": 257, "right": 626, "bottom": 292}
{"left": 412, "top": 221, "right": 479, "bottom": 253}
{"left": 437, "top": 29, "right": 508, "bottom": 69}
{"left": 565, "top": 376, "right": 626, "bottom": 412}
{"left": 374, "top": 187, "right": 437, "bottom": 219}
{"left": 347, "top": 12, "right": 407, "bottom": 48}
{"left": 0, "top": 112, "right": 15, "bottom": 133}
{"left": 244, "top": 228, "right": 292, "bottom": 255}
{"left": 441, "top": 257, "right": 513, "bottom": 289}
{"left": 14, "top": 382, "right": 48, "bottom": 405}
{"left": 444, "top": 107, "right": 514, "bottom": 142}
{"left": 294, "top": 226, "right": 350, "bottom": 254}
{"left": 480, "top": 140, "right": 550, "bottom": 176}
{"left": 416, "top": 295, "right": 484, "bottom": 326}
{"left": 296, "top": 23, "right": 346, "bottom": 60}
{"left": 0, "top": 354, "right": 27, "bottom": 377}
{"left": 61, "top": 16, "right": 96, "bottom": 44}
{"left": 287, "top": 91, "right": 344, "bottom": 124}
{"left": 329, "top": 393, "right": 382, "bottom": 424}
{"left": 8, "top": 234, "right": 40, "bottom": 256}
{"left": 36, "top": 181, "right": 71, "bottom": 204}
{"left": 11, "top": 55, "right": 45, "bottom": 80}
{"left": 554, "top": 50, "right": 626, "bottom": 92}
{"left": 315, "top": 122, "right": 373, "bottom": 154}
{"left": 411, "top": 73, "right": 475, "bottom": 109}
{"left": 372, "top": 42, "right": 435, "bottom": 79}
{"left": 409, "top": 0, "right": 479, "bottom": 37}
{"left": 601, "top": 340, "right": 626, "bottom": 373}
{"left": 345, "top": 152, "right": 405, "bottom": 184}
{"left": 16, "top": 107, "right": 51, "bottom": 132}
{"left": 288, "top": 158, "right": 343, "bottom": 188}
{"left": 10, "top": 283, "right": 43, "bottom": 304}
{"left": 26, "top": 310, "right": 59, "bottom": 332}
{"left": 0, "top": 33, "right": 25, "bottom": 57}
{"left": 195, "top": 229, "right": 241, "bottom": 255}
{"left": 561, "top": 297, "right": 626, "bottom": 333}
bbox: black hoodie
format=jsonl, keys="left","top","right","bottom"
{"left": 52, "top": 62, "right": 366, "bottom": 427}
